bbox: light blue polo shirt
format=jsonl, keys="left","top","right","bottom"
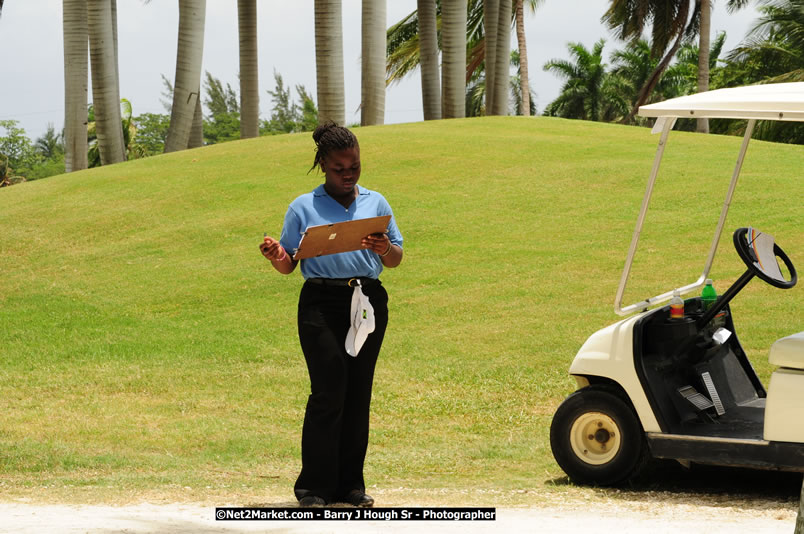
{"left": 279, "top": 184, "right": 404, "bottom": 280}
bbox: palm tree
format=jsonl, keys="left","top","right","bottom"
{"left": 604, "top": 0, "right": 750, "bottom": 126}
{"left": 511, "top": 52, "right": 538, "bottom": 116}
{"left": 165, "top": 0, "right": 206, "bottom": 152}
{"left": 608, "top": 38, "right": 688, "bottom": 122}
{"left": 609, "top": 40, "right": 657, "bottom": 109}
{"left": 490, "top": 0, "right": 512, "bottom": 115}
{"left": 387, "top": 1, "right": 482, "bottom": 117}
{"left": 480, "top": 0, "right": 514, "bottom": 115}
{"left": 484, "top": 0, "right": 499, "bottom": 111}
{"left": 467, "top": 49, "right": 536, "bottom": 117}
{"left": 721, "top": 0, "right": 804, "bottom": 144}
{"left": 238, "top": 0, "right": 259, "bottom": 139}
{"left": 361, "top": 0, "right": 386, "bottom": 125}
{"left": 188, "top": 97, "right": 204, "bottom": 149}
{"left": 697, "top": 0, "right": 712, "bottom": 133}
{"left": 35, "top": 125, "right": 64, "bottom": 160}
{"left": 491, "top": 0, "right": 543, "bottom": 116}
{"left": 418, "top": 0, "right": 441, "bottom": 120}
{"left": 387, "top": 2, "right": 484, "bottom": 85}
{"left": 697, "top": 0, "right": 750, "bottom": 132}
{"left": 315, "top": 0, "right": 346, "bottom": 125}
{"left": 603, "top": 0, "right": 693, "bottom": 124}
{"left": 727, "top": 0, "right": 804, "bottom": 83}
{"left": 87, "top": 99, "right": 140, "bottom": 167}
{"left": 388, "top": 1, "right": 541, "bottom": 117}
{"left": 515, "top": 0, "right": 537, "bottom": 116}
{"left": 666, "top": 31, "right": 728, "bottom": 97}
{"left": 543, "top": 40, "right": 627, "bottom": 122}
{"left": 441, "top": 0, "right": 467, "bottom": 118}
{"left": 88, "top": 0, "right": 126, "bottom": 164}
{"left": 0, "top": 154, "right": 26, "bottom": 187}
{"left": 63, "top": 0, "right": 89, "bottom": 172}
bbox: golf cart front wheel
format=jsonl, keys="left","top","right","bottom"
{"left": 550, "top": 385, "right": 648, "bottom": 486}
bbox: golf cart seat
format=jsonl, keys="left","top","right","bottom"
{"left": 769, "top": 332, "right": 804, "bottom": 369}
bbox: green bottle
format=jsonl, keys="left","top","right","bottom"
{"left": 702, "top": 278, "right": 717, "bottom": 311}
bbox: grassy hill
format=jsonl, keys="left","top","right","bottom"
{"left": 1, "top": 117, "right": 801, "bottom": 503}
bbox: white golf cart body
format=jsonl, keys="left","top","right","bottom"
{"left": 554, "top": 83, "right": 804, "bottom": 485}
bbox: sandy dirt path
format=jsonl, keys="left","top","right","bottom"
{"left": 3, "top": 465, "right": 801, "bottom": 533}
{"left": 0, "top": 497, "right": 797, "bottom": 534}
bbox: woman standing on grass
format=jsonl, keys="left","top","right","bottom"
{"left": 260, "top": 122, "right": 403, "bottom": 508}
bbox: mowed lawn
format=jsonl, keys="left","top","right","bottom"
{"left": 1, "top": 117, "right": 801, "bottom": 502}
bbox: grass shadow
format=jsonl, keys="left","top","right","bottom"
{"left": 549, "top": 459, "right": 802, "bottom": 511}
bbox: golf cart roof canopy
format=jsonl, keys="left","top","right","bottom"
{"left": 616, "top": 82, "right": 803, "bottom": 316}
{"left": 639, "top": 82, "right": 804, "bottom": 121}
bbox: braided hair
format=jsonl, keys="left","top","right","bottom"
{"left": 309, "top": 122, "right": 359, "bottom": 173}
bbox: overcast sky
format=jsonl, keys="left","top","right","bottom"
{"left": 0, "top": 1, "right": 762, "bottom": 141}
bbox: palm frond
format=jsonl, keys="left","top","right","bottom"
{"left": 759, "top": 67, "right": 804, "bottom": 82}
{"left": 386, "top": 32, "right": 423, "bottom": 85}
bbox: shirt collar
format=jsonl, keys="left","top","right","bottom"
{"left": 313, "top": 184, "right": 369, "bottom": 197}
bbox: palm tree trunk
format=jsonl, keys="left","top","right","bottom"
{"left": 417, "top": 0, "right": 441, "bottom": 120}
{"left": 238, "top": 0, "right": 259, "bottom": 138}
{"left": 315, "top": 0, "right": 346, "bottom": 125}
{"left": 111, "top": 0, "right": 123, "bottom": 155}
{"left": 361, "top": 0, "right": 386, "bottom": 126}
{"left": 441, "top": 0, "right": 466, "bottom": 119}
{"left": 88, "top": 0, "right": 126, "bottom": 165}
{"left": 63, "top": 0, "right": 89, "bottom": 172}
{"left": 697, "top": 0, "right": 711, "bottom": 133}
{"left": 492, "top": 0, "right": 511, "bottom": 115}
{"left": 515, "top": 0, "right": 530, "bottom": 116}
{"left": 484, "top": 0, "right": 499, "bottom": 113}
{"left": 165, "top": 0, "right": 206, "bottom": 153}
{"left": 189, "top": 96, "right": 203, "bottom": 148}
{"left": 112, "top": 0, "right": 119, "bottom": 98}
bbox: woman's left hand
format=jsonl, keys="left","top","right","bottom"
{"left": 362, "top": 233, "right": 391, "bottom": 256}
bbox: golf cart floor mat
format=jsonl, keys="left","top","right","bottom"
{"left": 678, "top": 400, "right": 766, "bottom": 440}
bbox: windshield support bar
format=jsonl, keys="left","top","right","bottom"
{"left": 614, "top": 119, "right": 757, "bottom": 316}
{"left": 614, "top": 118, "right": 674, "bottom": 316}
{"left": 702, "top": 119, "right": 756, "bottom": 282}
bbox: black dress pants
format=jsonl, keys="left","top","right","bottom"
{"left": 293, "top": 279, "right": 389, "bottom": 502}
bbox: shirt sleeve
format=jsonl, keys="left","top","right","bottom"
{"left": 279, "top": 206, "right": 303, "bottom": 256}
{"left": 377, "top": 195, "right": 403, "bottom": 249}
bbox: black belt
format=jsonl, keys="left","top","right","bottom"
{"left": 306, "top": 277, "right": 378, "bottom": 288}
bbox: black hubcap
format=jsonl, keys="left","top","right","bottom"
{"left": 594, "top": 428, "right": 611, "bottom": 443}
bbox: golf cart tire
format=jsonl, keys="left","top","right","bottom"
{"left": 550, "top": 385, "right": 649, "bottom": 486}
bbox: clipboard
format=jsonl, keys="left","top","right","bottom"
{"left": 293, "top": 215, "right": 391, "bottom": 260}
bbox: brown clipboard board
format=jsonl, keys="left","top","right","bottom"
{"left": 293, "top": 215, "right": 391, "bottom": 260}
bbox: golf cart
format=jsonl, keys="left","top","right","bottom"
{"left": 550, "top": 83, "right": 803, "bottom": 486}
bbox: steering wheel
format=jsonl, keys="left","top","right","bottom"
{"left": 733, "top": 227, "right": 797, "bottom": 289}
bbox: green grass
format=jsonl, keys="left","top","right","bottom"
{"left": 1, "top": 117, "right": 802, "bottom": 503}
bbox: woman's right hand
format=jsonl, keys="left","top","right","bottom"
{"left": 260, "top": 235, "right": 287, "bottom": 261}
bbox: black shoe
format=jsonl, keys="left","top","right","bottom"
{"left": 299, "top": 495, "right": 326, "bottom": 507}
{"left": 345, "top": 489, "right": 374, "bottom": 508}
